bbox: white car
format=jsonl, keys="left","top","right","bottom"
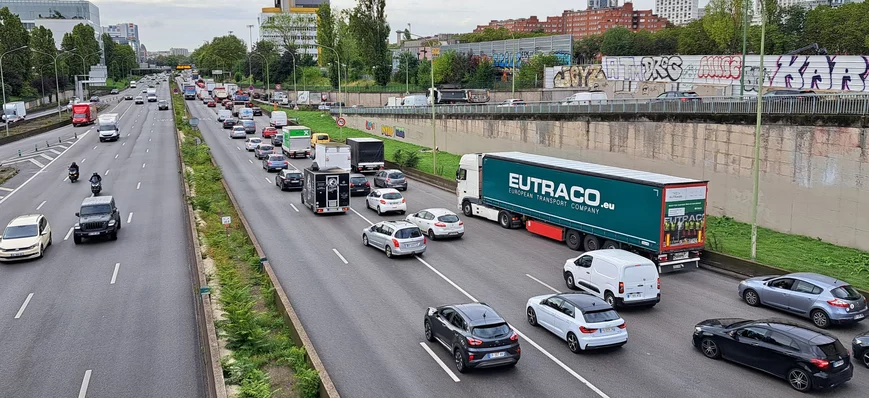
{"left": 0, "top": 214, "right": 52, "bottom": 261}
{"left": 134, "top": 96, "right": 144, "bottom": 104}
{"left": 365, "top": 188, "right": 406, "bottom": 215}
{"left": 230, "top": 126, "right": 246, "bottom": 139}
{"left": 497, "top": 98, "right": 525, "bottom": 107}
{"left": 526, "top": 293, "right": 627, "bottom": 353}
{"left": 404, "top": 208, "right": 464, "bottom": 239}
{"left": 244, "top": 137, "right": 262, "bottom": 151}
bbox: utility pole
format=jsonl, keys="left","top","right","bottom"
{"left": 750, "top": 4, "right": 767, "bottom": 260}
{"left": 247, "top": 24, "right": 254, "bottom": 88}
{"left": 739, "top": 0, "right": 749, "bottom": 98}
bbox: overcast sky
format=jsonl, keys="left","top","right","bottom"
{"left": 91, "top": 0, "right": 708, "bottom": 51}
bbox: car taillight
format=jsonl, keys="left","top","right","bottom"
{"left": 434, "top": 222, "right": 446, "bottom": 227}
{"left": 349, "top": 183, "right": 354, "bottom": 187}
{"left": 392, "top": 239, "right": 400, "bottom": 248}
{"left": 618, "top": 322, "right": 626, "bottom": 329}
{"left": 827, "top": 298, "right": 851, "bottom": 308}
{"left": 579, "top": 326, "right": 597, "bottom": 334}
{"left": 619, "top": 282, "right": 624, "bottom": 294}
{"left": 380, "top": 199, "right": 386, "bottom": 204}
{"left": 657, "top": 254, "right": 668, "bottom": 262}
{"left": 401, "top": 198, "right": 406, "bottom": 203}
{"left": 285, "top": 161, "right": 289, "bottom": 165}
{"left": 468, "top": 353, "right": 474, "bottom": 361}
{"left": 423, "top": 237, "right": 427, "bottom": 244}
{"left": 509, "top": 332, "right": 519, "bottom": 341}
{"left": 467, "top": 337, "right": 483, "bottom": 346}
{"left": 810, "top": 358, "right": 830, "bottom": 370}
{"left": 386, "top": 178, "right": 390, "bottom": 183}
{"left": 365, "top": 181, "right": 370, "bottom": 186}
{"left": 657, "top": 278, "right": 661, "bottom": 290}
{"left": 459, "top": 221, "right": 464, "bottom": 225}
{"left": 680, "top": 97, "right": 688, "bottom": 102}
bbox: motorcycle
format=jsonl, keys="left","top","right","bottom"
{"left": 68, "top": 168, "right": 79, "bottom": 182}
{"left": 90, "top": 181, "right": 102, "bottom": 195}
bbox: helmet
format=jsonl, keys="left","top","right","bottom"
{"left": 93, "top": 172, "right": 99, "bottom": 176}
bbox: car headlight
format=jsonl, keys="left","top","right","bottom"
{"left": 108, "top": 220, "right": 116, "bottom": 226}
{"left": 694, "top": 327, "right": 702, "bottom": 334}
{"left": 74, "top": 223, "right": 80, "bottom": 229}
{"left": 25, "top": 244, "right": 39, "bottom": 250}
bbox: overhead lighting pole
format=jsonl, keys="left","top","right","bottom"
{"left": 31, "top": 48, "right": 67, "bottom": 118}
{"left": 247, "top": 24, "right": 254, "bottom": 88}
{"left": 739, "top": 0, "right": 750, "bottom": 98}
{"left": 406, "top": 32, "right": 438, "bottom": 174}
{"left": 750, "top": 3, "right": 768, "bottom": 260}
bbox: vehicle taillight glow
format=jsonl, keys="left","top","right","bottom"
{"left": 509, "top": 332, "right": 519, "bottom": 341}
{"left": 386, "top": 178, "right": 390, "bottom": 183}
{"left": 392, "top": 239, "right": 400, "bottom": 248}
{"left": 827, "top": 298, "right": 850, "bottom": 308}
{"left": 380, "top": 199, "right": 386, "bottom": 204}
{"left": 468, "top": 353, "right": 474, "bottom": 361}
{"left": 401, "top": 198, "right": 406, "bottom": 203}
{"left": 467, "top": 337, "right": 483, "bottom": 346}
{"left": 618, "top": 322, "right": 626, "bottom": 329}
{"left": 618, "top": 282, "right": 624, "bottom": 294}
{"left": 657, "top": 278, "right": 661, "bottom": 290}
{"left": 349, "top": 183, "right": 354, "bottom": 187}
{"left": 434, "top": 222, "right": 446, "bottom": 227}
{"left": 579, "top": 326, "right": 597, "bottom": 334}
{"left": 365, "top": 181, "right": 370, "bottom": 186}
{"left": 423, "top": 237, "right": 427, "bottom": 244}
{"left": 459, "top": 221, "right": 464, "bottom": 225}
{"left": 658, "top": 254, "right": 668, "bottom": 261}
{"left": 810, "top": 358, "right": 830, "bottom": 370}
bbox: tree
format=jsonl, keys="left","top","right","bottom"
{"left": 632, "top": 30, "right": 655, "bottom": 56}
{"left": 59, "top": 23, "right": 100, "bottom": 78}
{"left": 677, "top": 20, "right": 717, "bottom": 55}
{"left": 393, "top": 51, "right": 419, "bottom": 86}
{"left": 316, "top": 3, "right": 339, "bottom": 88}
{"left": 0, "top": 7, "right": 32, "bottom": 96}
{"left": 702, "top": 0, "right": 751, "bottom": 53}
{"left": 600, "top": 27, "right": 634, "bottom": 56}
{"left": 467, "top": 58, "right": 494, "bottom": 88}
{"left": 349, "top": 0, "right": 391, "bottom": 85}
{"left": 432, "top": 49, "right": 456, "bottom": 84}
{"left": 516, "top": 53, "right": 561, "bottom": 84}
{"left": 249, "top": 40, "right": 279, "bottom": 87}
{"left": 456, "top": 27, "right": 550, "bottom": 43}
{"left": 652, "top": 27, "right": 680, "bottom": 55}
{"left": 417, "top": 59, "right": 431, "bottom": 87}
{"left": 574, "top": 35, "right": 601, "bottom": 64}
{"left": 30, "top": 26, "right": 60, "bottom": 98}
{"left": 113, "top": 44, "right": 137, "bottom": 79}
{"left": 101, "top": 33, "right": 114, "bottom": 74}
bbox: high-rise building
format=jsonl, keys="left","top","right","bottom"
{"left": 259, "top": 1, "right": 329, "bottom": 59}
{"left": 588, "top": 0, "right": 618, "bottom": 10}
{"left": 655, "top": 0, "right": 699, "bottom": 26}
{"left": 0, "top": 0, "right": 102, "bottom": 60}
{"left": 170, "top": 48, "right": 189, "bottom": 57}
{"left": 103, "top": 23, "right": 145, "bottom": 63}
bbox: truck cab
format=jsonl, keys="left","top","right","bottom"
{"left": 97, "top": 113, "right": 120, "bottom": 142}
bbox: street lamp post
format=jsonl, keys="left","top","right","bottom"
{"left": 750, "top": 4, "right": 768, "bottom": 260}
{"left": 396, "top": 30, "right": 410, "bottom": 94}
{"left": 406, "top": 32, "right": 438, "bottom": 173}
{"left": 2, "top": 45, "right": 29, "bottom": 136}
{"left": 739, "top": 0, "right": 750, "bottom": 98}
{"left": 315, "top": 42, "right": 342, "bottom": 137}
{"left": 31, "top": 48, "right": 66, "bottom": 118}
{"left": 511, "top": 32, "right": 516, "bottom": 98}
{"left": 250, "top": 52, "right": 269, "bottom": 100}
{"left": 288, "top": 52, "right": 298, "bottom": 105}
{"left": 247, "top": 24, "right": 254, "bottom": 87}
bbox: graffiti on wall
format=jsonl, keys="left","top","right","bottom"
{"left": 551, "top": 65, "right": 609, "bottom": 89}
{"left": 381, "top": 125, "right": 405, "bottom": 139}
{"left": 472, "top": 51, "right": 571, "bottom": 70}
{"left": 365, "top": 121, "right": 375, "bottom": 130}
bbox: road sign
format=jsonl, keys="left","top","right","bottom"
{"left": 176, "top": 65, "right": 192, "bottom": 70}
{"left": 221, "top": 216, "right": 231, "bottom": 226}
{"left": 275, "top": 84, "right": 282, "bottom": 90}
{"left": 248, "top": 85, "right": 254, "bottom": 91}
{"left": 336, "top": 118, "right": 346, "bottom": 127}
{"left": 213, "top": 70, "right": 223, "bottom": 75}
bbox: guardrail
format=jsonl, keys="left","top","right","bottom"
{"left": 330, "top": 93, "right": 869, "bottom": 117}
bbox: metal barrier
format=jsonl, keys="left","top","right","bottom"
{"left": 330, "top": 93, "right": 869, "bottom": 117}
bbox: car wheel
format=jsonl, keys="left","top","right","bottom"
{"left": 362, "top": 234, "right": 369, "bottom": 246}
{"left": 787, "top": 368, "right": 812, "bottom": 392}
{"left": 565, "top": 272, "right": 577, "bottom": 290}
{"left": 567, "top": 332, "right": 581, "bottom": 353}
{"left": 700, "top": 338, "right": 721, "bottom": 359}
{"left": 861, "top": 349, "right": 869, "bottom": 368}
{"left": 424, "top": 320, "right": 434, "bottom": 342}
{"left": 428, "top": 229, "right": 437, "bottom": 240}
{"left": 742, "top": 289, "right": 760, "bottom": 307}
{"left": 462, "top": 201, "right": 473, "bottom": 217}
{"left": 565, "top": 230, "right": 582, "bottom": 251}
{"left": 811, "top": 309, "right": 830, "bottom": 329}
{"left": 604, "top": 292, "right": 616, "bottom": 307}
{"left": 73, "top": 235, "right": 81, "bottom": 244}
{"left": 385, "top": 246, "right": 393, "bottom": 258}
{"left": 377, "top": 206, "right": 383, "bottom": 215}
{"left": 454, "top": 349, "right": 468, "bottom": 373}
{"left": 526, "top": 307, "right": 538, "bottom": 326}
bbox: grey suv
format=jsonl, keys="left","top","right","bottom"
{"left": 73, "top": 196, "right": 121, "bottom": 244}
{"left": 361, "top": 220, "right": 425, "bottom": 258}
{"left": 739, "top": 272, "right": 867, "bottom": 328}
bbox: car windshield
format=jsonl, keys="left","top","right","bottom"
{"left": 73, "top": 113, "right": 87, "bottom": 118}
{"left": 382, "top": 192, "right": 402, "bottom": 200}
{"left": 269, "top": 156, "right": 285, "bottom": 162}
{"left": 243, "top": 121, "right": 255, "bottom": 127}
{"left": 813, "top": 340, "right": 848, "bottom": 359}
{"left": 286, "top": 172, "right": 301, "bottom": 178}
{"left": 388, "top": 172, "right": 404, "bottom": 179}
{"left": 583, "top": 309, "right": 620, "bottom": 323}
{"left": 316, "top": 135, "right": 328, "bottom": 140}
{"left": 2, "top": 225, "right": 38, "bottom": 239}
{"left": 831, "top": 285, "right": 862, "bottom": 300}
{"left": 394, "top": 227, "right": 421, "bottom": 239}
{"left": 437, "top": 214, "right": 460, "bottom": 223}
{"left": 258, "top": 145, "right": 273, "bottom": 151}
{"left": 98, "top": 125, "right": 116, "bottom": 131}
{"left": 472, "top": 323, "right": 510, "bottom": 339}
{"left": 80, "top": 204, "right": 112, "bottom": 216}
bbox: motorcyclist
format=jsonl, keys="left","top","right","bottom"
{"left": 69, "top": 162, "right": 79, "bottom": 174}
{"left": 89, "top": 172, "right": 102, "bottom": 184}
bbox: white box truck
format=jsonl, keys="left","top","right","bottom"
{"left": 312, "top": 143, "right": 350, "bottom": 171}
{"left": 97, "top": 113, "right": 120, "bottom": 142}
{"left": 281, "top": 126, "right": 312, "bottom": 158}
{"left": 2, "top": 101, "right": 26, "bottom": 123}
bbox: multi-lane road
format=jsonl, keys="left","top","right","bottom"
{"left": 0, "top": 81, "right": 204, "bottom": 397}
{"left": 185, "top": 86, "right": 869, "bottom": 398}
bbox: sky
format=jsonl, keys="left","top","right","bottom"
{"left": 91, "top": 0, "right": 708, "bottom": 52}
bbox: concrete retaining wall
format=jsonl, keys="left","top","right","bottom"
{"left": 344, "top": 114, "right": 869, "bottom": 251}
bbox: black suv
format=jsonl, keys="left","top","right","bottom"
{"left": 693, "top": 318, "right": 852, "bottom": 392}
{"left": 73, "top": 196, "right": 121, "bottom": 244}
{"left": 424, "top": 303, "right": 520, "bottom": 373}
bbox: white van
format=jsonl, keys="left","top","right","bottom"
{"left": 562, "top": 249, "right": 660, "bottom": 308}
{"left": 401, "top": 95, "right": 429, "bottom": 107}
{"left": 130, "top": 80, "right": 137, "bottom": 88}
{"left": 561, "top": 91, "right": 608, "bottom": 105}
{"left": 270, "top": 111, "right": 288, "bottom": 128}
{"left": 217, "top": 110, "right": 232, "bottom": 122}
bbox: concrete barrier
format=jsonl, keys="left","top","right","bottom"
{"left": 384, "top": 160, "right": 456, "bottom": 193}
{"left": 0, "top": 119, "right": 70, "bottom": 146}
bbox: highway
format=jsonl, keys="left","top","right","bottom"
{"left": 185, "top": 89, "right": 869, "bottom": 397}
{"left": 0, "top": 80, "right": 204, "bottom": 397}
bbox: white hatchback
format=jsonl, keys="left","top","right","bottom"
{"left": 365, "top": 188, "right": 406, "bottom": 215}
{"left": 244, "top": 137, "right": 262, "bottom": 151}
{"left": 526, "top": 293, "right": 627, "bottom": 353}
{"left": 405, "top": 208, "right": 464, "bottom": 239}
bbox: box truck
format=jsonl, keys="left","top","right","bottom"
{"left": 97, "top": 113, "right": 120, "bottom": 142}
{"left": 281, "top": 126, "right": 312, "bottom": 158}
{"left": 347, "top": 137, "right": 384, "bottom": 172}
{"left": 72, "top": 103, "right": 98, "bottom": 126}
{"left": 312, "top": 143, "right": 350, "bottom": 170}
{"left": 2, "top": 101, "right": 26, "bottom": 123}
{"left": 183, "top": 84, "right": 196, "bottom": 100}
{"left": 456, "top": 152, "right": 708, "bottom": 273}
{"left": 301, "top": 166, "right": 350, "bottom": 214}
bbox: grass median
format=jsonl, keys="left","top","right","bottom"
{"left": 173, "top": 93, "right": 320, "bottom": 398}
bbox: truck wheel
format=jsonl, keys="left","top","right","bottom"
{"left": 602, "top": 240, "right": 620, "bottom": 250}
{"left": 565, "top": 230, "right": 582, "bottom": 251}
{"left": 498, "top": 211, "right": 513, "bottom": 229}
{"left": 583, "top": 235, "right": 601, "bottom": 252}
{"left": 462, "top": 201, "right": 473, "bottom": 217}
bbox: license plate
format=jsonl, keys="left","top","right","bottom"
{"left": 487, "top": 352, "right": 506, "bottom": 359}
{"left": 88, "top": 232, "right": 100, "bottom": 236}
{"left": 856, "top": 314, "right": 865, "bottom": 319}
{"left": 407, "top": 243, "right": 419, "bottom": 247}
{"left": 628, "top": 292, "right": 642, "bottom": 299}
{"left": 601, "top": 327, "right": 615, "bottom": 333}
{"left": 832, "top": 359, "right": 844, "bottom": 367}
{"left": 11, "top": 252, "right": 26, "bottom": 257}
{"left": 673, "top": 252, "right": 689, "bottom": 260}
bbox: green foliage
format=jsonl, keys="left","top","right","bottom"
{"left": 238, "top": 369, "right": 272, "bottom": 398}
{"left": 349, "top": 0, "right": 391, "bottom": 85}
{"left": 393, "top": 51, "right": 419, "bottom": 86}
{"left": 416, "top": 60, "right": 432, "bottom": 87}
{"left": 573, "top": 35, "right": 602, "bottom": 64}
{"left": 456, "top": 27, "right": 552, "bottom": 43}
{"left": 516, "top": 53, "right": 561, "bottom": 84}
{"left": 600, "top": 27, "right": 635, "bottom": 56}
{"left": 192, "top": 35, "right": 247, "bottom": 75}
{"left": 467, "top": 58, "right": 494, "bottom": 88}
{"left": 316, "top": 3, "right": 339, "bottom": 88}
{"left": 0, "top": 7, "right": 32, "bottom": 96}
{"left": 294, "top": 367, "right": 321, "bottom": 398}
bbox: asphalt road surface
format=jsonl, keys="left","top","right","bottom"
{"left": 186, "top": 83, "right": 869, "bottom": 398}
{"left": 0, "top": 81, "right": 204, "bottom": 397}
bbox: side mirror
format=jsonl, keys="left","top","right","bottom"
{"left": 728, "top": 331, "right": 738, "bottom": 339}
{"left": 369, "top": 226, "right": 376, "bottom": 232}
{"left": 75, "top": 212, "right": 80, "bottom": 217}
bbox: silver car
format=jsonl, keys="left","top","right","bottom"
{"left": 230, "top": 126, "right": 246, "bottom": 139}
{"left": 739, "top": 272, "right": 868, "bottom": 328}
{"left": 373, "top": 169, "right": 408, "bottom": 191}
{"left": 362, "top": 220, "right": 426, "bottom": 258}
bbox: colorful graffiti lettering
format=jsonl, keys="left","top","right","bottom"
{"left": 698, "top": 55, "right": 742, "bottom": 80}
{"left": 640, "top": 56, "right": 684, "bottom": 82}
{"left": 551, "top": 65, "right": 608, "bottom": 89}
{"left": 366, "top": 121, "right": 375, "bottom": 130}
{"left": 395, "top": 127, "right": 405, "bottom": 139}
{"left": 381, "top": 125, "right": 394, "bottom": 137}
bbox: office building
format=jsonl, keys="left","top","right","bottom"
{"left": 103, "top": 23, "right": 146, "bottom": 63}
{"left": 259, "top": 1, "right": 329, "bottom": 59}
{"left": 655, "top": 0, "right": 699, "bottom": 26}
{"left": 588, "top": 0, "right": 618, "bottom": 9}
{"left": 170, "top": 48, "right": 189, "bottom": 57}
{"left": 1, "top": 0, "right": 102, "bottom": 61}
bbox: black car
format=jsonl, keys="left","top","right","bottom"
{"left": 652, "top": 91, "right": 701, "bottom": 102}
{"left": 349, "top": 173, "right": 371, "bottom": 196}
{"left": 158, "top": 100, "right": 169, "bottom": 110}
{"left": 852, "top": 330, "right": 869, "bottom": 368}
{"left": 693, "top": 318, "right": 852, "bottom": 392}
{"left": 252, "top": 106, "right": 263, "bottom": 116}
{"left": 124, "top": 95, "right": 133, "bottom": 100}
{"left": 763, "top": 89, "right": 819, "bottom": 103}
{"left": 73, "top": 196, "right": 121, "bottom": 244}
{"left": 89, "top": 96, "right": 100, "bottom": 102}
{"left": 271, "top": 135, "right": 283, "bottom": 147}
{"left": 275, "top": 169, "right": 303, "bottom": 191}
{"left": 110, "top": 89, "right": 119, "bottom": 94}
{"left": 222, "top": 118, "right": 237, "bottom": 129}
{"left": 424, "top": 303, "right": 520, "bottom": 373}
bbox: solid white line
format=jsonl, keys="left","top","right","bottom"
{"left": 0, "top": 186, "right": 14, "bottom": 192}
{"left": 332, "top": 248, "right": 348, "bottom": 264}
{"left": 142, "top": 163, "right": 146, "bottom": 169}
{"left": 349, "top": 207, "right": 375, "bottom": 226}
{"left": 77, "top": 370, "right": 92, "bottom": 398}
{"left": 81, "top": 158, "right": 86, "bottom": 163}
{"left": 248, "top": 159, "right": 253, "bottom": 164}
{"left": 419, "top": 342, "right": 460, "bottom": 382}
{"left": 39, "top": 153, "right": 53, "bottom": 161}
{"left": 127, "top": 212, "right": 133, "bottom": 224}
{"left": 64, "top": 227, "right": 74, "bottom": 240}
{"left": 264, "top": 177, "right": 271, "bottom": 183}
{"left": 136, "top": 182, "right": 141, "bottom": 190}
{"left": 36, "top": 200, "right": 46, "bottom": 210}
{"left": 415, "top": 256, "right": 479, "bottom": 302}
{"left": 110, "top": 263, "right": 120, "bottom": 284}
{"left": 0, "top": 131, "right": 89, "bottom": 206}
{"left": 28, "top": 158, "right": 45, "bottom": 168}
{"left": 526, "top": 274, "right": 560, "bottom": 293}
{"left": 114, "top": 154, "right": 118, "bottom": 159}
{"left": 14, "top": 293, "right": 34, "bottom": 319}
{"left": 290, "top": 203, "right": 299, "bottom": 212}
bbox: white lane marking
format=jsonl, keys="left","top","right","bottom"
{"left": 349, "top": 207, "right": 375, "bottom": 226}
{"left": 28, "top": 158, "right": 45, "bottom": 168}
{"left": 104, "top": 169, "right": 110, "bottom": 176}
{"left": 48, "top": 149, "right": 61, "bottom": 155}
{"left": 127, "top": 212, "right": 133, "bottom": 224}
{"left": 81, "top": 158, "right": 86, "bottom": 163}
{"left": 526, "top": 274, "right": 560, "bottom": 293}
{"left": 64, "top": 227, "right": 74, "bottom": 240}
{"left": 92, "top": 145, "right": 98, "bottom": 150}
{"left": 0, "top": 186, "right": 14, "bottom": 192}
{"left": 0, "top": 131, "right": 89, "bottom": 206}
{"left": 14, "top": 293, "right": 34, "bottom": 319}
{"left": 39, "top": 153, "right": 53, "bottom": 161}
{"left": 146, "top": 149, "right": 149, "bottom": 153}
{"left": 36, "top": 200, "right": 46, "bottom": 210}
{"left": 136, "top": 182, "right": 141, "bottom": 190}
{"left": 114, "top": 154, "right": 119, "bottom": 159}
{"left": 77, "top": 370, "right": 92, "bottom": 398}
{"left": 110, "top": 263, "right": 120, "bottom": 284}
{"left": 415, "top": 256, "right": 479, "bottom": 302}
{"left": 248, "top": 159, "right": 253, "bottom": 164}
{"left": 63, "top": 176, "right": 69, "bottom": 182}
{"left": 142, "top": 163, "right": 146, "bottom": 169}
{"left": 264, "top": 177, "right": 271, "bottom": 184}
{"left": 290, "top": 204, "right": 299, "bottom": 212}
{"left": 149, "top": 138, "right": 151, "bottom": 142}
{"left": 122, "top": 142, "right": 126, "bottom": 146}
{"left": 332, "top": 249, "right": 348, "bottom": 264}
{"left": 419, "top": 342, "right": 460, "bottom": 383}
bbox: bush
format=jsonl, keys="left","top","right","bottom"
{"left": 402, "top": 150, "right": 420, "bottom": 169}
{"left": 294, "top": 367, "right": 321, "bottom": 398}
{"left": 238, "top": 369, "right": 272, "bottom": 398}
{"left": 393, "top": 149, "right": 406, "bottom": 166}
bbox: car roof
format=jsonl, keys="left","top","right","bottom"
{"left": 349, "top": 173, "right": 366, "bottom": 178}
{"left": 586, "top": 249, "right": 654, "bottom": 265}
{"left": 7, "top": 214, "right": 42, "bottom": 226}
{"left": 374, "top": 188, "right": 400, "bottom": 194}
{"left": 557, "top": 293, "right": 613, "bottom": 312}
{"left": 453, "top": 303, "right": 506, "bottom": 327}
{"left": 378, "top": 220, "right": 415, "bottom": 228}
{"left": 81, "top": 196, "right": 113, "bottom": 206}
{"left": 383, "top": 169, "right": 404, "bottom": 174}
{"left": 267, "top": 154, "right": 284, "bottom": 158}
{"left": 423, "top": 208, "right": 455, "bottom": 216}
{"left": 786, "top": 272, "right": 848, "bottom": 288}
{"left": 752, "top": 319, "right": 837, "bottom": 343}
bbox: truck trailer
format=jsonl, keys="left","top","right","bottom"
{"left": 71, "top": 103, "right": 98, "bottom": 126}
{"left": 2, "top": 101, "right": 26, "bottom": 123}
{"left": 347, "top": 137, "right": 384, "bottom": 173}
{"left": 456, "top": 152, "right": 708, "bottom": 273}
{"left": 183, "top": 84, "right": 196, "bottom": 100}
{"left": 281, "top": 126, "right": 312, "bottom": 158}
{"left": 301, "top": 167, "right": 350, "bottom": 214}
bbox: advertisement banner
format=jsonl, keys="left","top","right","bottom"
{"left": 662, "top": 185, "right": 707, "bottom": 250}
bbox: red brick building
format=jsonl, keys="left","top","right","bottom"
{"left": 472, "top": 3, "right": 668, "bottom": 38}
